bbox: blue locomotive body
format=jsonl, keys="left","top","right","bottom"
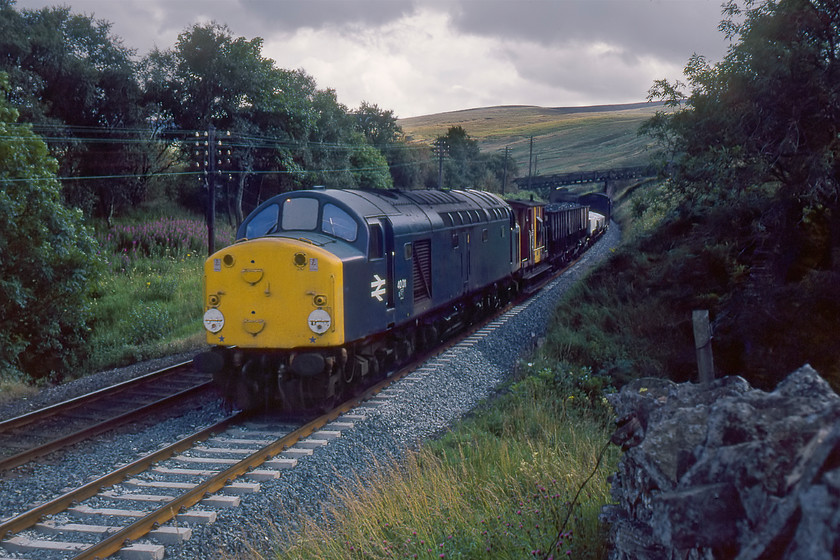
{"left": 198, "top": 187, "right": 602, "bottom": 410}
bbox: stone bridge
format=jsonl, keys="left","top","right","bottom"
{"left": 513, "top": 165, "right": 656, "bottom": 198}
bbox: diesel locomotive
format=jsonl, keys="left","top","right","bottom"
{"left": 195, "top": 187, "right": 605, "bottom": 411}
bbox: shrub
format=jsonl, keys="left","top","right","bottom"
{"left": 0, "top": 74, "right": 101, "bottom": 382}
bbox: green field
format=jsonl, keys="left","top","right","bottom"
{"left": 399, "top": 102, "right": 664, "bottom": 175}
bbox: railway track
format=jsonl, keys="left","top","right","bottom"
{"left": 0, "top": 241, "right": 599, "bottom": 559}
{"left": 0, "top": 361, "right": 420, "bottom": 559}
{"left": 0, "top": 285, "right": 525, "bottom": 559}
{"left": 0, "top": 362, "right": 215, "bottom": 472}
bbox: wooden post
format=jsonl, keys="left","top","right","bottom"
{"left": 692, "top": 310, "right": 714, "bottom": 385}
{"left": 207, "top": 124, "right": 216, "bottom": 256}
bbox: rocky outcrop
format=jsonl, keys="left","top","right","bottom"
{"left": 601, "top": 365, "right": 840, "bottom": 559}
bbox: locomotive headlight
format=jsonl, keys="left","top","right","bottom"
{"left": 208, "top": 294, "right": 221, "bottom": 307}
{"left": 307, "top": 309, "right": 331, "bottom": 334}
{"left": 313, "top": 294, "right": 327, "bottom": 307}
{"left": 203, "top": 308, "right": 225, "bottom": 333}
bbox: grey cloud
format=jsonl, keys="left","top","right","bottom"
{"left": 11, "top": 0, "right": 729, "bottom": 115}
{"left": 443, "top": 0, "right": 728, "bottom": 64}
{"left": 14, "top": 0, "right": 416, "bottom": 52}
{"left": 234, "top": 0, "right": 415, "bottom": 33}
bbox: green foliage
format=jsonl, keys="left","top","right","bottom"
{"left": 515, "top": 362, "right": 617, "bottom": 420}
{"left": 644, "top": 0, "right": 839, "bottom": 222}
{"left": 0, "top": 73, "right": 101, "bottom": 381}
{"left": 620, "top": 0, "right": 840, "bottom": 390}
{"left": 349, "top": 143, "right": 394, "bottom": 189}
{"left": 541, "top": 188, "right": 840, "bottom": 391}
{"left": 86, "top": 255, "right": 204, "bottom": 372}
{"left": 0, "top": 2, "right": 154, "bottom": 219}
{"left": 123, "top": 303, "right": 172, "bottom": 344}
{"left": 436, "top": 125, "right": 485, "bottom": 190}
{"left": 142, "top": 22, "right": 406, "bottom": 222}
{"left": 354, "top": 102, "right": 403, "bottom": 147}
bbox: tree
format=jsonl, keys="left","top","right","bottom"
{"left": 144, "top": 23, "right": 395, "bottom": 222}
{"left": 354, "top": 101, "right": 428, "bottom": 189}
{"left": 350, "top": 143, "right": 393, "bottom": 189}
{"left": 644, "top": 0, "right": 840, "bottom": 260}
{"left": 433, "top": 126, "right": 511, "bottom": 191}
{"left": 0, "top": 73, "right": 100, "bottom": 381}
{"left": 144, "top": 23, "right": 299, "bottom": 224}
{"left": 145, "top": 22, "right": 275, "bottom": 131}
{"left": 0, "top": 2, "right": 151, "bottom": 220}
{"left": 354, "top": 102, "right": 402, "bottom": 147}
{"left": 640, "top": 0, "right": 840, "bottom": 385}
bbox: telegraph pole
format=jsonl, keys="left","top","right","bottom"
{"left": 207, "top": 124, "right": 217, "bottom": 255}
{"left": 195, "top": 125, "right": 231, "bottom": 255}
{"left": 434, "top": 138, "right": 447, "bottom": 190}
{"left": 527, "top": 136, "right": 534, "bottom": 191}
{"left": 502, "top": 146, "right": 510, "bottom": 195}
{"left": 196, "top": 125, "right": 218, "bottom": 256}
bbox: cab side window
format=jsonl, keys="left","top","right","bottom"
{"left": 368, "top": 223, "right": 384, "bottom": 259}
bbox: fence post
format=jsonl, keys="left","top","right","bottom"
{"left": 692, "top": 310, "right": 715, "bottom": 385}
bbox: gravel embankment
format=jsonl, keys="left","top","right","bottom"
{"left": 0, "top": 224, "right": 620, "bottom": 559}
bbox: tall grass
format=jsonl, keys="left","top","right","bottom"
{"left": 81, "top": 216, "right": 234, "bottom": 374}
{"left": 273, "top": 365, "right": 618, "bottom": 560}
{"left": 97, "top": 217, "right": 220, "bottom": 273}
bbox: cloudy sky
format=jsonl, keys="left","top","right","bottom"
{"left": 14, "top": 0, "right": 730, "bottom": 118}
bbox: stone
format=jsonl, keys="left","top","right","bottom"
{"left": 602, "top": 364, "right": 840, "bottom": 560}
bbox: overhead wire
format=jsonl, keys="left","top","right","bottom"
{"left": 2, "top": 120, "right": 525, "bottom": 187}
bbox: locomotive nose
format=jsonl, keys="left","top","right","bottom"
{"left": 202, "top": 237, "right": 344, "bottom": 349}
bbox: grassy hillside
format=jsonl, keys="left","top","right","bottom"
{"left": 398, "top": 102, "right": 664, "bottom": 176}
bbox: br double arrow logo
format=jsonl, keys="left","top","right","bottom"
{"left": 370, "top": 274, "right": 387, "bottom": 302}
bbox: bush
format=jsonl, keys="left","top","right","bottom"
{"left": 0, "top": 74, "right": 101, "bottom": 381}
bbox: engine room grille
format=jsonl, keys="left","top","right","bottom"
{"left": 412, "top": 239, "right": 432, "bottom": 304}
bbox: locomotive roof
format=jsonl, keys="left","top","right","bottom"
{"left": 237, "top": 187, "right": 515, "bottom": 249}
{"left": 334, "top": 188, "right": 508, "bottom": 216}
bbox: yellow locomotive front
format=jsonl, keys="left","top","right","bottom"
{"left": 197, "top": 236, "right": 346, "bottom": 409}
{"left": 203, "top": 237, "right": 344, "bottom": 350}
